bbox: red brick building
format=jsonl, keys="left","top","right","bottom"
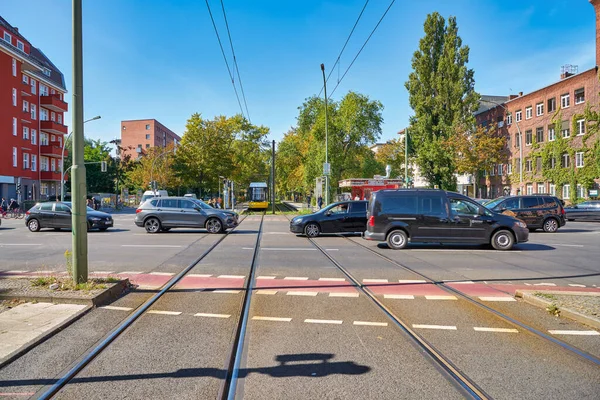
{"left": 0, "top": 16, "right": 68, "bottom": 202}
{"left": 475, "top": 1, "right": 600, "bottom": 201}
{"left": 120, "top": 119, "right": 181, "bottom": 160}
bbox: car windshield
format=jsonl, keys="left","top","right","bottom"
{"left": 192, "top": 199, "right": 214, "bottom": 210}
{"left": 62, "top": 202, "right": 95, "bottom": 212}
{"left": 483, "top": 198, "right": 505, "bottom": 209}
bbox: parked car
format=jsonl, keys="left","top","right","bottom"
{"left": 363, "top": 189, "right": 528, "bottom": 250}
{"left": 483, "top": 195, "right": 566, "bottom": 232}
{"left": 25, "top": 202, "right": 113, "bottom": 232}
{"left": 184, "top": 193, "right": 198, "bottom": 199}
{"left": 564, "top": 200, "right": 600, "bottom": 221}
{"left": 139, "top": 190, "right": 168, "bottom": 206}
{"left": 290, "top": 201, "right": 368, "bottom": 237}
{"left": 135, "top": 197, "right": 238, "bottom": 233}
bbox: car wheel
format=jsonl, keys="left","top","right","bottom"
{"left": 144, "top": 217, "right": 161, "bottom": 234}
{"left": 543, "top": 218, "right": 559, "bottom": 233}
{"left": 387, "top": 230, "right": 408, "bottom": 250}
{"left": 304, "top": 223, "right": 320, "bottom": 238}
{"left": 206, "top": 218, "right": 223, "bottom": 234}
{"left": 491, "top": 229, "right": 514, "bottom": 250}
{"left": 28, "top": 219, "right": 41, "bottom": 232}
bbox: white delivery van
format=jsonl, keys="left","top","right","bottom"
{"left": 140, "top": 190, "right": 168, "bottom": 205}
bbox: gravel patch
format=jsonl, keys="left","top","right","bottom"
{"left": 534, "top": 292, "right": 600, "bottom": 320}
{"left": 0, "top": 277, "right": 113, "bottom": 301}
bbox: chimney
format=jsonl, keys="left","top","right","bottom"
{"left": 592, "top": 0, "right": 600, "bottom": 67}
{"left": 518, "top": 92, "right": 523, "bottom": 97}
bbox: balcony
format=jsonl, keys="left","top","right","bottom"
{"left": 40, "top": 94, "right": 68, "bottom": 113}
{"left": 40, "top": 144, "right": 66, "bottom": 158}
{"left": 40, "top": 170, "right": 61, "bottom": 181}
{"left": 40, "top": 120, "right": 68, "bottom": 135}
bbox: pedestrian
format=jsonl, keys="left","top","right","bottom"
{"left": 307, "top": 194, "right": 311, "bottom": 209}
{"left": 354, "top": 194, "right": 360, "bottom": 200}
{"left": 0, "top": 197, "right": 6, "bottom": 213}
{"left": 317, "top": 195, "right": 323, "bottom": 210}
{"left": 87, "top": 198, "right": 93, "bottom": 208}
{"left": 216, "top": 197, "right": 222, "bottom": 209}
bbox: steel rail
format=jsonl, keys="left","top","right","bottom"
{"left": 38, "top": 215, "right": 249, "bottom": 399}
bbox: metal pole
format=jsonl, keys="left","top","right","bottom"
{"left": 60, "top": 132, "right": 71, "bottom": 202}
{"left": 405, "top": 129, "right": 409, "bottom": 187}
{"left": 321, "top": 64, "right": 329, "bottom": 206}
{"left": 272, "top": 139, "right": 275, "bottom": 214}
{"left": 71, "top": 0, "right": 87, "bottom": 284}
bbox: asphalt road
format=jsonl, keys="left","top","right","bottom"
{"left": 0, "top": 212, "right": 599, "bottom": 399}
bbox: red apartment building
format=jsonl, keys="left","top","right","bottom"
{"left": 120, "top": 119, "right": 181, "bottom": 160}
{"left": 475, "top": 0, "right": 600, "bottom": 201}
{"left": 0, "top": 16, "right": 68, "bottom": 202}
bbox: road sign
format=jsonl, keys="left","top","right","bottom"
{"left": 323, "top": 162, "right": 330, "bottom": 175}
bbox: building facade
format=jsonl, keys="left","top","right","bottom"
{"left": 120, "top": 119, "right": 181, "bottom": 160}
{"left": 0, "top": 16, "right": 68, "bottom": 203}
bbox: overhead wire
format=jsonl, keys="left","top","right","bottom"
{"left": 328, "top": 0, "right": 396, "bottom": 98}
{"left": 205, "top": 0, "right": 246, "bottom": 119}
{"left": 220, "top": 0, "right": 252, "bottom": 124}
{"left": 318, "top": 0, "right": 370, "bottom": 98}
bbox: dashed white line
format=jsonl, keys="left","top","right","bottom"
{"left": 256, "top": 276, "right": 276, "bottom": 279}
{"left": 117, "top": 271, "right": 144, "bottom": 275}
{"left": 147, "top": 310, "right": 182, "bottom": 316}
{"left": 90, "top": 271, "right": 115, "bottom": 275}
{"left": 553, "top": 244, "right": 584, "bottom": 247}
{"left": 425, "top": 295, "right": 457, "bottom": 300}
{"left": 287, "top": 291, "right": 318, "bottom": 296}
{"left": 121, "top": 245, "right": 182, "bottom": 248}
{"left": 398, "top": 279, "right": 426, "bottom": 284}
{"left": 363, "top": 279, "right": 389, "bottom": 283}
{"left": 194, "top": 313, "right": 231, "bottom": 319}
{"left": 450, "top": 281, "right": 475, "bottom": 284}
{"left": 252, "top": 316, "right": 292, "bottom": 322}
{"left": 568, "top": 284, "right": 587, "bottom": 288}
{"left": 100, "top": 306, "right": 133, "bottom": 311}
{"left": 549, "top": 330, "right": 600, "bottom": 336}
{"left": 256, "top": 290, "right": 278, "bottom": 295}
{"left": 533, "top": 283, "right": 556, "bottom": 286}
{"left": 283, "top": 276, "right": 309, "bottom": 280}
{"left": 7, "top": 270, "right": 28, "bottom": 273}
{"left": 149, "top": 272, "right": 175, "bottom": 276}
{"left": 187, "top": 274, "right": 213, "bottom": 278}
{"left": 474, "top": 327, "right": 519, "bottom": 333}
{"left": 413, "top": 324, "right": 457, "bottom": 330}
{"left": 329, "top": 292, "right": 359, "bottom": 298}
{"left": 304, "top": 319, "right": 343, "bottom": 325}
{"left": 318, "top": 277, "right": 346, "bottom": 282}
{"left": 384, "top": 294, "right": 415, "bottom": 300}
{"left": 353, "top": 321, "right": 388, "bottom": 327}
{"left": 261, "top": 248, "right": 316, "bottom": 251}
{"left": 212, "top": 290, "right": 241, "bottom": 294}
{"left": 218, "top": 275, "right": 245, "bottom": 279}
{"left": 0, "top": 243, "right": 42, "bottom": 246}
{"left": 479, "top": 297, "right": 516, "bottom": 302}
{"left": 325, "top": 248, "right": 339, "bottom": 251}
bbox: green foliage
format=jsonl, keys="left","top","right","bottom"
{"left": 405, "top": 12, "right": 480, "bottom": 190}
{"left": 66, "top": 138, "right": 117, "bottom": 193}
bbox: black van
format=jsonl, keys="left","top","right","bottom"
{"left": 483, "top": 195, "right": 566, "bottom": 232}
{"left": 363, "top": 189, "right": 529, "bottom": 250}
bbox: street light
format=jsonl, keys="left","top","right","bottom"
{"left": 60, "top": 115, "right": 100, "bottom": 201}
{"left": 320, "top": 64, "right": 329, "bottom": 206}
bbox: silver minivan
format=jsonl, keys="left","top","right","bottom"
{"left": 135, "top": 197, "right": 238, "bottom": 233}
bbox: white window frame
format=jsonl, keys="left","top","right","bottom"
{"left": 525, "top": 130, "right": 532, "bottom": 146}
{"left": 12, "top": 58, "right": 16, "bottom": 76}
{"left": 562, "top": 128, "right": 570, "bottom": 138}
{"left": 563, "top": 184, "right": 570, "bottom": 200}
{"left": 13, "top": 147, "right": 17, "bottom": 167}
{"left": 506, "top": 114, "right": 512, "bottom": 125}
{"left": 577, "top": 184, "right": 586, "bottom": 199}
{"left": 40, "top": 183, "right": 48, "bottom": 195}
{"left": 23, "top": 153, "right": 29, "bottom": 170}
{"left": 39, "top": 84, "right": 48, "bottom": 96}
{"left": 536, "top": 103, "right": 543, "bottom": 116}
{"left": 58, "top": 114, "right": 62, "bottom": 124}
{"left": 31, "top": 129, "right": 37, "bottom": 145}
{"left": 526, "top": 159, "right": 532, "bottom": 172}
{"left": 575, "top": 88, "right": 585, "bottom": 105}
{"left": 575, "top": 152, "right": 584, "bottom": 168}
{"left": 31, "top": 104, "right": 36, "bottom": 120}
{"left": 560, "top": 93, "right": 570, "bottom": 108}
{"left": 40, "top": 133, "right": 49, "bottom": 146}
{"left": 40, "top": 108, "right": 48, "bottom": 121}
{"left": 576, "top": 119, "right": 585, "bottom": 136}
{"left": 549, "top": 184, "right": 556, "bottom": 196}
{"left": 16, "top": 40, "right": 24, "bottom": 51}
{"left": 43, "top": 68, "right": 51, "bottom": 77}
{"left": 51, "top": 158, "right": 56, "bottom": 172}
{"left": 507, "top": 163, "right": 512, "bottom": 175}
{"left": 51, "top": 111, "right": 55, "bottom": 122}
{"left": 525, "top": 106, "right": 532, "bottom": 120}
{"left": 515, "top": 110, "right": 522, "bottom": 122}
{"left": 23, "top": 126, "right": 29, "bottom": 140}
{"left": 12, "top": 88, "right": 17, "bottom": 106}
{"left": 4, "top": 32, "right": 11, "bottom": 43}
{"left": 22, "top": 74, "right": 28, "bottom": 84}
{"left": 548, "top": 127, "right": 556, "bottom": 141}
{"left": 497, "top": 163, "right": 503, "bottom": 176}
{"left": 30, "top": 79, "right": 36, "bottom": 94}
{"left": 40, "top": 157, "right": 48, "bottom": 171}
{"left": 12, "top": 117, "right": 17, "bottom": 136}
{"left": 23, "top": 100, "right": 29, "bottom": 112}
{"left": 562, "top": 153, "right": 570, "bottom": 168}
{"left": 537, "top": 183, "right": 545, "bottom": 194}
{"left": 31, "top": 155, "right": 37, "bottom": 172}
{"left": 526, "top": 184, "right": 533, "bottom": 195}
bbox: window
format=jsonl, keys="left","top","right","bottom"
{"left": 536, "top": 127, "right": 544, "bottom": 143}
{"left": 549, "top": 183, "right": 556, "bottom": 196}
{"left": 51, "top": 158, "right": 56, "bottom": 172}
{"left": 537, "top": 183, "right": 545, "bottom": 193}
{"left": 58, "top": 114, "right": 62, "bottom": 124}
{"left": 31, "top": 104, "right": 36, "bottom": 120}
{"left": 507, "top": 134, "right": 511, "bottom": 149}
{"left": 23, "top": 126, "right": 29, "bottom": 140}
{"left": 31, "top": 155, "right": 37, "bottom": 171}
{"left": 503, "top": 198, "right": 520, "bottom": 210}
{"left": 536, "top": 157, "right": 542, "bottom": 173}
{"left": 40, "top": 183, "right": 48, "bottom": 195}
{"left": 576, "top": 119, "right": 585, "bottom": 136}
{"left": 145, "top": 124, "right": 150, "bottom": 130}
{"left": 13, "top": 117, "right": 17, "bottom": 136}
{"left": 524, "top": 194, "right": 537, "bottom": 205}
{"left": 22, "top": 74, "right": 28, "bottom": 84}
{"left": 525, "top": 106, "right": 532, "bottom": 119}
{"left": 548, "top": 125, "right": 556, "bottom": 141}
{"left": 31, "top": 129, "right": 36, "bottom": 145}
{"left": 525, "top": 130, "right": 532, "bottom": 145}
{"left": 58, "top": 136, "right": 62, "bottom": 147}
{"left": 23, "top": 153, "right": 29, "bottom": 169}
{"left": 12, "top": 58, "right": 16, "bottom": 76}
{"left": 39, "top": 84, "right": 48, "bottom": 96}
{"left": 507, "top": 163, "right": 512, "bottom": 175}
{"left": 145, "top": 134, "right": 150, "bottom": 140}
{"left": 497, "top": 163, "right": 503, "bottom": 176}
{"left": 490, "top": 165, "right": 495, "bottom": 176}
{"left": 575, "top": 88, "right": 585, "bottom": 104}
{"left": 506, "top": 114, "right": 512, "bottom": 125}
{"left": 12, "top": 88, "right": 17, "bottom": 106}
{"left": 526, "top": 159, "right": 532, "bottom": 172}
{"left": 146, "top": 144, "right": 150, "bottom": 149}
{"left": 17, "top": 40, "right": 24, "bottom": 51}
{"left": 536, "top": 103, "right": 544, "bottom": 116}
{"left": 577, "top": 184, "right": 586, "bottom": 199}
{"left": 40, "top": 157, "right": 48, "bottom": 171}
{"left": 30, "top": 79, "right": 36, "bottom": 94}
{"left": 515, "top": 132, "right": 521, "bottom": 148}
{"left": 43, "top": 68, "right": 51, "bottom": 77}
{"left": 4, "top": 32, "right": 11, "bottom": 43}
{"left": 548, "top": 97, "right": 556, "bottom": 113}
{"left": 13, "top": 147, "right": 17, "bottom": 167}
{"left": 51, "top": 112, "right": 55, "bottom": 122}
{"left": 40, "top": 108, "right": 48, "bottom": 121}
{"left": 180, "top": 200, "right": 196, "bottom": 209}
{"left": 561, "top": 128, "right": 570, "bottom": 138}
{"left": 515, "top": 110, "right": 522, "bottom": 122}
{"left": 51, "top": 135, "right": 55, "bottom": 142}
{"left": 550, "top": 157, "right": 556, "bottom": 169}
{"left": 449, "top": 198, "right": 480, "bottom": 216}
{"left": 40, "top": 133, "right": 48, "bottom": 146}
{"left": 575, "top": 152, "right": 584, "bottom": 168}
{"left": 561, "top": 153, "right": 570, "bottom": 168}
{"left": 560, "top": 93, "right": 570, "bottom": 108}
{"left": 23, "top": 100, "right": 29, "bottom": 112}
{"left": 563, "top": 184, "right": 570, "bottom": 199}
{"left": 515, "top": 158, "right": 521, "bottom": 173}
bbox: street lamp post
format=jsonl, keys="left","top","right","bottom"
{"left": 320, "top": 64, "right": 329, "bottom": 206}
{"left": 61, "top": 115, "right": 100, "bottom": 201}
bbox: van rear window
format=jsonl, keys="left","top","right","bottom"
{"left": 377, "top": 195, "right": 418, "bottom": 215}
{"left": 419, "top": 194, "right": 444, "bottom": 215}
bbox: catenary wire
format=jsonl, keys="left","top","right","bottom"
{"left": 329, "top": 0, "right": 396, "bottom": 98}
{"left": 220, "top": 0, "right": 252, "bottom": 124}
{"left": 205, "top": 0, "right": 246, "bottom": 119}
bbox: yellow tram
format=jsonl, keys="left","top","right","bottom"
{"left": 248, "top": 182, "right": 269, "bottom": 210}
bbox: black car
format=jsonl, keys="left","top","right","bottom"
{"left": 484, "top": 195, "right": 566, "bottom": 232}
{"left": 290, "top": 201, "right": 368, "bottom": 237}
{"left": 25, "top": 202, "right": 113, "bottom": 232}
{"left": 564, "top": 200, "right": 600, "bottom": 221}
{"left": 364, "top": 189, "right": 528, "bottom": 250}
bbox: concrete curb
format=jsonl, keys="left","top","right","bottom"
{"left": 0, "top": 279, "right": 130, "bottom": 368}
{"left": 515, "top": 290, "right": 600, "bottom": 330}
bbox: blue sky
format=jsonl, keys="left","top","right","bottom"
{"left": 1, "top": 0, "right": 596, "bottom": 146}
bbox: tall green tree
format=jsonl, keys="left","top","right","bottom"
{"left": 405, "top": 12, "right": 480, "bottom": 190}
{"left": 65, "top": 139, "right": 116, "bottom": 193}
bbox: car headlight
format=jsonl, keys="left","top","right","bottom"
{"left": 515, "top": 221, "right": 527, "bottom": 228}
{"left": 292, "top": 218, "right": 303, "bottom": 225}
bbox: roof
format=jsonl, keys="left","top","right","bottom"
{"left": 249, "top": 182, "right": 268, "bottom": 188}
{"left": 475, "top": 95, "right": 510, "bottom": 115}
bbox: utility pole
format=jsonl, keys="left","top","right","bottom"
{"left": 71, "top": 0, "right": 87, "bottom": 283}
{"left": 405, "top": 129, "right": 409, "bottom": 187}
{"left": 272, "top": 139, "right": 275, "bottom": 214}
{"left": 320, "top": 64, "right": 329, "bottom": 206}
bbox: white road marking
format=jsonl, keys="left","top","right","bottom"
{"left": 384, "top": 294, "right": 415, "bottom": 300}
{"left": 553, "top": 244, "right": 584, "bottom": 247}
{"left": 408, "top": 249, "right": 522, "bottom": 253}
{"left": 568, "top": 284, "right": 586, "bottom": 288}
{"left": 413, "top": 324, "right": 457, "bottom": 330}
{"left": 252, "top": 316, "right": 292, "bottom": 322}
{"left": 548, "top": 330, "right": 600, "bottom": 336}
{"left": 218, "top": 275, "right": 245, "bottom": 279}
{"left": 122, "top": 245, "right": 182, "bottom": 248}
{"left": 449, "top": 281, "right": 475, "bottom": 284}
{"left": 325, "top": 248, "right": 339, "bottom": 251}
{"left": 90, "top": 271, "right": 115, "bottom": 275}
{"left": 118, "top": 271, "right": 144, "bottom": 275}
{"left": 425, "top": 295, "right": 457, "bottom": 300}
{"left": 265, "top": 232, "right": 292, "bottom": 234}
{"left": 283, "top": 276, "right": 309, "bottom": 280}
{"left": 100, "top": 306, "right": 133, "bottom": 311}
{"left": 398, "top": 279, "right": 426, "bottom": 284}
{"left": 474, "top": 327, "right": 519, "bottom": 333}
{"left": 194, "top": 313, "right": 230, "bottom": 318}
{"left": 353, "top": 321, "right": 388, "bottom": 327}
{"left": 257, "top": 276, "right": 276, "bottom": 279}
{"left": 304, "top": 319, "right": 343, "bottom": 325}
{"left": 363, "top": 279, "right": 389, "bottom": 283}
{"left": 533, "top": 283, "right": 556, "bottom": 286}
{"left": 212, "top": 290, "right": 241, "bottom": 294}
{"left": 479, "top": 297, "right": 516, "bottom": 302}
{"left": 7, "top": 270, "right": 28, "bottom": 273}
{"left": 329, "top": 292, "right": 359, "bottom": 297}
{"left": 242, "top": 247, "right": 254, "bottom": 250}
{"left": 187, "top": 274, "right": 212, "bottom": 278}
{"left": 147, "top": 310, "right": 182, "bottom": 316}
{"left": 149, "top": 272, "right": 175, "bottom": 276}
{"left": 256, "top": 290, "right": 278, "bottom": 295}
{"left": 0, "top": 243, "right": 42, "bottom": 246}
{"left": 318, "top": 277, "right": 346, "bottom": 282}
{"left": 261, "top": 248, "right": 316, "bottom": 251}
{"left": 287, "top": 291, "right": 318, "bottom": 296}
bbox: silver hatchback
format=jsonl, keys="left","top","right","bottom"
{"left": 134, "top": 197, "right": 239, "bottom": 233}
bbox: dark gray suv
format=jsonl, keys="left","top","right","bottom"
{"left": 135, "top": 197, "right": 238, "bottom": 233}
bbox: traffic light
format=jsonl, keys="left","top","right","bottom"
{"left": 101, "top": 161, "right": 107, "bottom": 172}
{"left": 16, "top": 184, "right": 21, "bottom": 193}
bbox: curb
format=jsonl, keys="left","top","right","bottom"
{"left": 515, "top": 290, "right": 600, "bottom": 330}
{"left": 0, "top": 279, "right": 130, "bottom": 368}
